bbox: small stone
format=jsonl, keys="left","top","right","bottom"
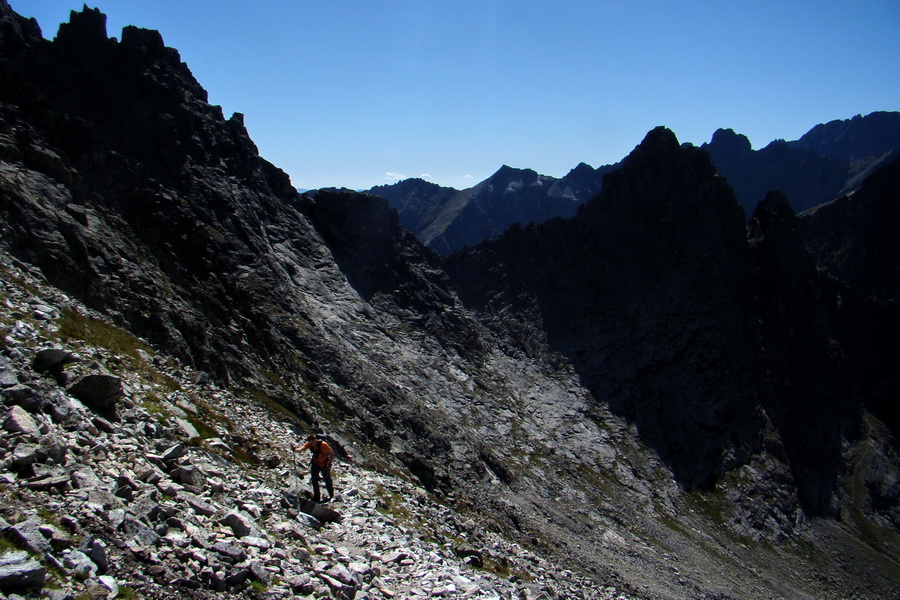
{"left": 3, "top": 405, "right": 40, "bottom": 437}
{"left": 219, "top": 510, "right": 257, "bottom": 538}
{"left": 0, "top": 356, "right": 19, "bottom": 388}
{"left": 97, "top": 574, "right": 119, "bottom": 597}
{"left": 210, "top": 542, "right": 247, "bottom": 564}
{"left": 10, "top": 442, "right": 44, "bottom": 467}
{"left": 79, "top": 536, "right": 109, "bottom": 574}
{"left": 248, "top": 560, "right": 270, "bottom": 584}
{"left": 174, "top": 416, "right": 199, "bottom": 440}
{"left": 241, "top": 536, "right": 270, "bottom": 550}
{"left": 63, "top": 549, "right": 98, "bottom": 578}
{"left": 171, "top": 465, "right": 205, "bottom": 488}
{"left": 160, "top": 443, "right": 187, "bottom": 462}
{"left": 179, "top": 491, "right": 218, "bottom": 517}
{"left": 0, "top": 384, "right": 42, "bottom": 411}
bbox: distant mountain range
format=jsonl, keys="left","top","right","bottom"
{"left": 367, "top": 161, "right": 617, "bottom": 255}
{"left": 702, "top": 111, "right": 900, "bottom": 216}
{"left": 366, "top": 111, "right": 900, "bottom": 255}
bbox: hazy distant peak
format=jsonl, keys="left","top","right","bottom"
{"left": 565, "top": 162, "right": 596, "bottom": 178}
{"left": 797, "top": 111, "right": 900, "bottom": 162}
{"left": 707, "top": 128, "right": 753, "bottom": 155}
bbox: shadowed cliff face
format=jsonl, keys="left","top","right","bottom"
{"left": 447, "top": 128, "right": 900, "bottom": 522}
{"left": 449, "top": 128, "right": 764, "bottom": 489}
{"left": 702, "top": 114, "right": 900, "bottom": 218}
{"left": 748, "top": 192, "right": 863, "bottom": 515}
{"left": 0, "top": 2, "right": 308, "bottom": 385}
{"left": 797, "top": 158, "right": 900, "bottom": 439}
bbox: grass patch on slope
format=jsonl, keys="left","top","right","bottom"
{"left": 55, "top": 308, "right": 180, "bottom": 393}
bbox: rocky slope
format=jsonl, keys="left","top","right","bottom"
{"left": 1, "top": 3, "right": 899, "bottom": 599}
{"left": 0, "top": 255, "right": 619, "bottom": 600}
{"left": 447, "top": 127, "right": 900, "bottom": 594}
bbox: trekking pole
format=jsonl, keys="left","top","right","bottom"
{"left": 292, "top": 446, "right": 298, "bottom": 494}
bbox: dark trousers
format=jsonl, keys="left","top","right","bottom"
{"left": 311, "top": 464, "right": 333, "bottom": 501}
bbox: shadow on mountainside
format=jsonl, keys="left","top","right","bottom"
{"left": 448, "top": 128, "right": 899, "bottom": 520}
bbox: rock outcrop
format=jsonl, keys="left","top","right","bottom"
{"left": 449, "top": 128, "right": 763, "bottom": 490}
{"left": 797, "top": 157, "right": 900, "bottom": 439}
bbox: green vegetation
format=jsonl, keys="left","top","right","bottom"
{"left": 480, "top": 554, "right": 533, "bottom": 582}
{"left": 55, "top": 308, "right": 181, "bottom": 393}
{"left": 373, "top": 484, "right": 444, "bottom": 545}
{"left": 374, "top": 484, "right": 413, "bottom": 522}
{"left": 56, "top": 308, "right": 150, "bottom": 359}
{"left": 0, "top": 530, "right": 21, "bottom": 553}
{"left": 244, "top": 386, "right": 302, "bottom": 424}
{"left": 249, "top": 580, "right": 268, "bottom": 594}
{"left": 117, "top": 586, "right": 138, "bottom": 600}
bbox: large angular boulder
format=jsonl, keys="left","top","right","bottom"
{"left": 32, "top": 349, "right": 78, "bottom": 384}
{"left": 67, "top": 374, "right": 123, "bottom": 410}
{"left": 0, "top": 550, "right": 46, "bottom": 589}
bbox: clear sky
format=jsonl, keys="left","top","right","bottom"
{"left": 15, "top": 1, "right": 900, "bottom": 191}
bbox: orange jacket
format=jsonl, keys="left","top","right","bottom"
{"left": 299, "top": 439, "right": 334, "bottom": 468}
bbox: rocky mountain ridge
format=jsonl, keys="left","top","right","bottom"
{"left": 370, "top": 112, "right": 900, "bottom": 254}
{"left": 701, "top": 112, "right": 900, "bottom": 216}
{"left": 368, "top": 162, "right": 614, "bottom": 255}
{"left": 1, "top": 3, "right": 899, "bottom": 599}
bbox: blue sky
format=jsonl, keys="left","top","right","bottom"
{"left": 16, "top": 1, "right": 900, "bottom": 191}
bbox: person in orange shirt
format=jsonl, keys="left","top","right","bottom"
{"left": 296, "top": 434, "right": 335, "bottom": 502}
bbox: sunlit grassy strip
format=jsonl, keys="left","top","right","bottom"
{"left": 56, "top": 309, "right": 151, "bottom": 359}
{"left": 55, "top": 308, "right": 181, "bottom": 393}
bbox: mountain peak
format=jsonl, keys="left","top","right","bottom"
{"left": 490, "top": 164, "right": 538, "bottom": 179}
{"left": 707, "top": 128, "right": 753, "bottom": 155}
{"left": 636, "top": 126, "right": 681, "bottom": 154}
{"left": 797, "top": 111, "right": 900, "bottom": 162}
{"left": 56, "top": 4, "right": 108, "bottom": 48}
{"left": 0, "top": 0, "right": 42, "bottom": 53}
{"left": 565, "top": 161, "right": 596, "bottom": 178}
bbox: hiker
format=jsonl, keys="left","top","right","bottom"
{"left": 296, "top": 434, "right": 335, "bottom": 502}
{"left": 313, "top": 426, "right": 353, "bottom": 463}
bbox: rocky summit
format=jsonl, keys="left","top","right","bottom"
{"left": 1, "top": 3, "right": 899, "bottom": 600}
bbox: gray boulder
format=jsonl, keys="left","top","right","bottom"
{"left": 0, "top": 355, "right": 18, "bottom": 388}
{"left": 0, "top": 385, "right": 42, "bottom": 412}
{"left": 62, "top": 549, "right": 97, "bottom": 578}
{"left": 0, "top": 550, "right": 46, "bottom": 589}
{"left": 67, "top": 374, "right": 123, "bottom": 410}
{"left": 78, "top": 536, "right": 109, "bottom": 575}
{"left": 32, "top": 348, "right": 77, "bottom": 374}
{"left": 2, "top": 405, "right": 39, "bottom": 437}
